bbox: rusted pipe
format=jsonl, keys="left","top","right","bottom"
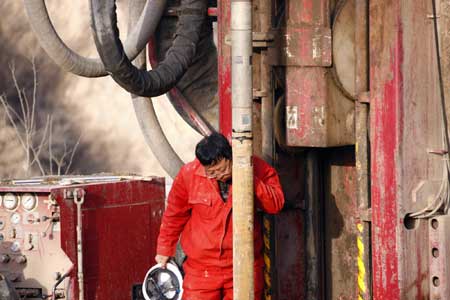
{"left": 259, "top": 0, "right": 273, "bottom": 163}
{"left": 231, "top": 0, "right": 254, "bottom": 299}
{"left": 128, "top": 0, "right": 184, "bottom": 178}
{"left": 305, "top": 151, "right": 321, "bottom": 300}
{"left": 23, "top": 0, "right": 166, "bottom": 77}
{"left": 355, "top": 0, "right": 371, "bottom": 299}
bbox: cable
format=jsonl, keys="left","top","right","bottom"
{"left": 90, "top": 0, "right": 207, "bottom": 97}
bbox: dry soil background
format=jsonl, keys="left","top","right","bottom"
{"left": 0, "top": 0, "right": 201, "bottom": 180}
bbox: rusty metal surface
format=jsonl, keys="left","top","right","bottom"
{"left": 0, "top": 176, "right": 164, "bottom": 299}
{"left": 369, "top": 0, "right": 444, "bottom": 299}
{"left": 354, "top": 0, "right": 371, "bottom": 299}
{"left": 270, "top": 26, "right": 332, "bottom": 67}
{"left": 441, "top": 0, "right": 450, "bottom": 133}
{"left": 282, "top": 0, "right": 354, "bottom": 147}
{"left": 428, "top": 216, "right": 450, "bottom": 300}
{"left": 323, "top": 147, "right": 358, "bottom": 300}
{"left": 272, "top": 151, "right": 306, "bottom": 300}
{"left": 218, "top": 0, "right": 232, "bottom": 138}
{"left": 285, "top": 68, "right": 355, "bottom": 147}
{"left": 369, "top": 1, "right": 403, "bottom": 297}
{"left": 285, "top": 67, "right": 327, "bottom": 146}
{"left": 286, "top": 0, "right": 329, "bottom": 25}
{"left": 332, "top": 0, "right": 356, "bottom": 99}
{"left": 52, "top": 178, "right": 165, "bottom": 300}
{"left": 273, "top": 209, "right": 305, "bottom": 300}
{"left": 304, "top": 152, "right": 322, "bottom": 300}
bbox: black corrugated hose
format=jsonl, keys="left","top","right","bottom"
{"left": 90, "top": 0, "right": 207, "bottom": 97}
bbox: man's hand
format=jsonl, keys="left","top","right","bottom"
{"left": 155, "top": 254, "right": 170, "bottom": 269}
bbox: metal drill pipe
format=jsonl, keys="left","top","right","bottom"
{"left": 231, "top": 0, "right": 254, "bottom": 299}
{"left": 259, "top": 0, "right": 273, "bottom": 163}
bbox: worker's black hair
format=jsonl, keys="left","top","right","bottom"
{"left": 195, "top": 132, "right": 232, "bottom": 166}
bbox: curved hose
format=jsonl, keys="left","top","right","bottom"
{"left": 23, "top": 0, "right": 166, "bottom": 77}
{"left": 147, "top": 39, "right": 215, "bottom": 136}
{"left": 90, "top": 0, "right": 207, "bottom": 97}
{"left": 129, "top": 0, "right": 184, "bottom": 178}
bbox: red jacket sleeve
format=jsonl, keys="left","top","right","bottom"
{"left": 156, "top": 166, "right": 191, "bottom": 257}
{"left": 253, "top": 157, "right": 285, "bottom": 213}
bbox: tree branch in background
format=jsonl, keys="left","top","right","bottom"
{"left": 0, "top": 60, "right": 82, "bottom": 177}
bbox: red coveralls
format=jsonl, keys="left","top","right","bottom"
{"left": 157, "top": 156, "right": 284, "bottom": 300}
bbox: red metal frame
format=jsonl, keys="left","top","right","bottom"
{"left": 0, "top": 178, "right": 165, "bottom": 299}
{"left": 52, "top": 179, "right": 165, "bottom": 300}
{"left": 370, "top": 1, "right": 402, "bottom": 298}
{"left": 164, "top": 0, "right": 441, "bottom": 298}
{"left": 369, "top": 1, "right": 440, "bottom": 298}
{"left": 217, "top": 0, "right": 232, "bottom": 139}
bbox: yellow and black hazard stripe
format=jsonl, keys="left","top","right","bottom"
{"left": 263, "top": 214, "right": 273, "bottom": 300}
{"left": 357, "top": 223, "right": 367, "bottom": 300}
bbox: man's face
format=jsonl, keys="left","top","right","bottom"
{"left": 204, "top": 159, "right": 232, "bottom": 182}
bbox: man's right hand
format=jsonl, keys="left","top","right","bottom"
{"left": 155, "top": 254, "right": 170, "bottom": 269}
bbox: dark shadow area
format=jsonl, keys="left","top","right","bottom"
{"left": 322, "top": 146, "right": 356, "bottom": 300}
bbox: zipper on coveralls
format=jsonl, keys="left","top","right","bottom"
{"left": 208, "top": 179, "right": 228, "bottom": 257}
{"left": 219, "top": 206, "right": 231, "bottom": 256}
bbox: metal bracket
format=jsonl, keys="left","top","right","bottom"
{"left": 253, "top": 88, "right": 268, "bottom": 99}
{"left": 252, "top": 32, "right": 275, "bottom": 48}
{"left": 427, "top": 14, "right": 440, "bottom": 19}
{"left": 357, "top": 91, "right": 371, "bottom": 104}
{"left": 359, "top": 208, "right": 372, "bottom": 222}
{"left": 427, "top": 149, "right": 449, "bottom": 155}
{"left": 63, "top": 188, "right": 86, "bottom": 200}
{"left": 225, "top": 32, "right": 275, "bottom": 48}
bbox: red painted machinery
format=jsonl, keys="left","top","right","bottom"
{"left": 20, "top": 0, "right": 450, "bottom": 299}
{"left": 0, "top": 176, "right": 164, "bottom": 300}
{"left": 214, "top": 0, "right": 450, "bottom": 299}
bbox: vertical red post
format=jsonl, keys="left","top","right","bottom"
{"left": 218, "top": 0, "right": 232, "bottom": 139}
{"left": 370, "top": 1, "right": 401, "bottom": 299}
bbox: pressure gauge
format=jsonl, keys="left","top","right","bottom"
{"left": 21, "top": 193, "right": 38, "bottom": 211}
{"left": 3, "top": 193, "right": 19, "bottom": 211}
{"left": 10, "top": 213, "right": 21, "bottom": 225}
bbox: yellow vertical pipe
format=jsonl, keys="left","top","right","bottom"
{"left": 231, "top": 0, "right": 254, "bottom": 298}
{"left": 232, "top": 134, "right": 254, "bottom": 300}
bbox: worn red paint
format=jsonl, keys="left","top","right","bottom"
{"left": 207, "top": 7, "right": 217, "bottom": 17}
{"left": 283, "top": 0, "right": 340, "bottom": 147}
{"left": 218, "top": 0, "right": 231, "bottom": 139}
{"left": 52, "top": 179, "right": 165, "bottom": 300}
{"left": 370, "top": 9, "right": 402, "bottom": 300}
{"left": 285, "top": 67, "right": 328, "bottom": 146}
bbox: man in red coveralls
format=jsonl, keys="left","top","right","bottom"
{"left": 155, "top": 132, "right": 284, "bottom": 300}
